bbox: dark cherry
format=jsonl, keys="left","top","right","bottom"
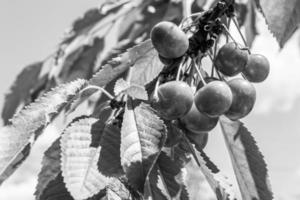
{"left": 194, "top": 81, "right": 233, "bottom": 117}
{"left": 225, "top": 78, "right": 256, "bottom": 120}
{"left": 215, "top": 42, "right": 249, "bottom": 76}
{"left": 243, "top": 54, "right": 270, "bottom": 83}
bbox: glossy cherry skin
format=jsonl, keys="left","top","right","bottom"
{"left": 215, "top": 42, "right": 249, "bottom": 76}
{"left": 194, "top": 81, "right": 233, "bottom": 117}
{"left": 151, "top": 21, "right": 189, "bottom": 59}
{"left": 181, "top": 103, "right": 218, "bottom": 133}
{"left": 153, "top": 81, "right": 194, "bottom": 120}
{"left": 225, "top": 78, "right": 256, "bottom": 120}
{"left": 243, "top": 54, "right": 270, "bottom": 83}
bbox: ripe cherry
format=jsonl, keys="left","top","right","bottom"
{"left": 151, "top": 21, "right": 189, "bottom": 59}
{"left": 215, "top": 42, "right": 249, "bottom": 76}
{"left": 152, "top": 81, "right": 193, "bottom": 120}
{"left": 243, "top": 54, "right": 270, "bottom": 83}
{"left": 181, "top": 103, "right": 218, "bottom": 133}
{"left": 194, "top": 81, "right": 233, "bottom": 117}
{"left": 225, "top": 78, "right": 256, "bottom": 120}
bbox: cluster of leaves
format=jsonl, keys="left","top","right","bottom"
{"left": 0, "top": 0, "right": 299, "bottom": 199}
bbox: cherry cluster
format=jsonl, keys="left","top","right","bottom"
{"left": 149, "top": 6, "right": 270, "bottom": 147}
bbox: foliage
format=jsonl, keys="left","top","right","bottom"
{"left": 1, "top": 0, "right": 299, "bottom": 199}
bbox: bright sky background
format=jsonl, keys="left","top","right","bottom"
{"left": 0, "top": 1, "right": 300, "bottom": 200}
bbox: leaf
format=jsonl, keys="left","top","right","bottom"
{"left": 157, "top": 152, "right": 188, "bottom": 198}
{"left": 145, "top": 166, "right": 169, "bottom": 200}
{"left": 61, "top": 117, "right": 108, "bottom": 200}
{"left": 0, "top": 79, "right": 86, "bottom": 185}
{"left": 62, "top": 1, "right": 129, "bottom": 45}
{"left": 98, "top": 121, "right": 124, "bottom": 177}
{"left": 114, "top": 78, "right": 130, "bottom": 96}
{"left": 114, "top": 78, "right": 148, "bottom": 100}
{"left": 181, "top": 134, "right": 236, "bottom": 200}
{"left": 35, "top": 139, "right": 61, "bottom": 200}
{"left": 256, "top": 0, "right": 300, "bottom": 47}
{"left": 58, "top": 38, "right": 104, "bottom": 83}
{"left": 105, "top": 178, "right": 132, "bottom": 200}
{"left": 1, "top": 61, "right": 44, "bottom": 124}
{"left": 145, "top": 152, "right": 190, "bottom": 200}
{"left": 220, "top": 117, "right": 273, "bottom": 200}
{"left": 197, "top": 151, "right": 236, "bottom": 200}
{"left": 39, "top": 173, "right": 74, "bottom": 200}
{"left": 89, "top": 39, "right": 156, "bottom": 87}
{"left": 244, "top": 0, "right": 258, "bottom": 47}
{"left": 65, "top": 85, "right": 101, "bottom": 115}
{"left": 121, "top": 100, "right": 166, "bottom": 192}
{"left": 130, "top": 46, "right": 164, "bottom": 86}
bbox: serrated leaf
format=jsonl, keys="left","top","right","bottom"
{"left": 145, "top": 153, "right": 190, "bottom": 200}
{"left": 39, "top": 173, "right": 74, "bottom": 200}
{"left": 90, "top": 39, "right": 153, "bottom": 87}
{"left": 145, "top": 166, "right": 169, "bottom": 200}
{"left": 0, "top": 79, "right": 86, "bottom": 185}
{"left": 256, "top": 0, "right": 300, "bottom": 47}
{"left": 105, "top": 178, "right": 132, "bottom": 200}
{"left": 114, "top": 78, "right": 148, "bottom": 100}
{"left": 65, "top": 85, "right": 101, "bottom": 115}
{"left": 125, "top": 84, "right": 148, "bottom": 100}
{"left": 35, "top": 139, "right": 61, "bottom": 200}
{"left": 130, "top": 47, "right": 164, "bottom": 86}
{"left": 198, "top": 151, "right": 236, "bottom": 200}
{"left": 157, "top": 152, "right": 189, "bottom": 199}
{"left": 98, "top": 121, "right": 124, "bottom": 177}
{"left": 61, "top": 117, "right": 108, "bottom": 200}
{"left": 1, "top": 61, "right": 45, "bottom": 124}
{"left": 158, "top": 152, "right": 183, "bottom": 198}
{"left": 181, "top": 134, "right": 236, "bottom": 200}
{"left": 40, "top": 173, "right": 106, "bottom": 200}
{"left": 220, "top": 117, "right": 273, "bottom": 200}
{"left": 121, "top": 100, "right": 166, "bottom": 192}
{"left": 114, "top": 78, "right": 130, "bottom": 96}
{"left": 244, "top": 0, "right": 257, "bottom": 47}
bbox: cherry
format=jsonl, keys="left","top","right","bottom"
{"left": 242, "top": 54, "right": 270, "bottom": 83}
{"left": 215, "top": 42, "right": 249, "bottom": 76}
{"left": 150, "top": 21, "right": 189, "bottom": 59}
{"left": 194, "top": 81, "right": 233, "bottom": 117}
{"left": 186, "top": 131, "right": 208, "bottom": 150}
{"left": 181, "top": 103, "right": 218, "bottom": 133}
{"left": 152, "top": 81, "right": 193, "bottom": 120}
{"left": 225, "top": 78, "right": 256, "bottom": 120}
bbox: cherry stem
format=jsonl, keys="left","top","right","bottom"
{"left": 153, "top": 76, "right": 161, "bottom": 99}
{"left": 180, "top": 12, "right": 205, "bottom": 29}
{"left": 226, "top": 18, "right": 231, "bottom": 43}
{"left": 221, "top": 24, "right": 239, "bottom": 45}
{"left": 231, "top": 16, "right": 250, "bottom": 51}
{"left": 125, "top": 67, "right": 133, "bottom": 82}
{"left": 192, "top": 58, "right": 206, "bottom": 85}
{"left": 176, "top": 62, "right": 184, "bottom": 81}
{"left": 88, "top": 85, "right": 115, "bottom": 100}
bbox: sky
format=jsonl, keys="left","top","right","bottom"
{"left": 0, "top": 1, "right": 300, "bottom": 200}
